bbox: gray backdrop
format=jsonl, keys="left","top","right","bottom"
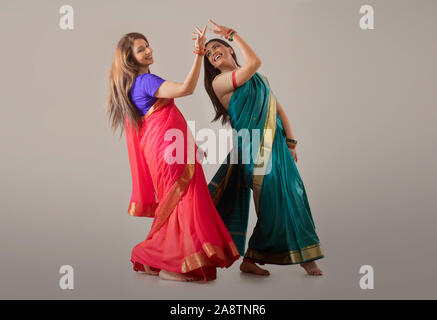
{"left": 1, "top": 0, "right": 436, "bottom": 299}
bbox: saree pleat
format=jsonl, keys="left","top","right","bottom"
{"left": 208, "top": 73, "right": 324, "bottom": 265}
{"left": 126, "top": 99, "right": 239, "bottom": 280}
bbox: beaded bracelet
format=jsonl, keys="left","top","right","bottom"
{"left": 286, "top": 139, "right": 297, "bottom": 150}
{"left": 286, "top": 138, "right": 298, "bottom": 145}
{"left": 228, "top": 30, "right": 236, "bottom": 41}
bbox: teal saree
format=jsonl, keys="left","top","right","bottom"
{"left": 208, "top": 73, "right": 324, "bottom": 264}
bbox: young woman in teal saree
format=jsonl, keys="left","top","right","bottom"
{"left": 204, "top": 19, "right": 324, "bottom": 276}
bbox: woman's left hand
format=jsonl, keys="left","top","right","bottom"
{"left": 208, "top": 19, "right": 232, "bottom": 38}
{"left": 289, "top": 147, "right": 298, "bottom": 162}
{"left": 192, "top": 25, "right": 207, "bottom": 53}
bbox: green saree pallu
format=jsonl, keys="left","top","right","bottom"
{"left": 208, "top": 73, "right": 324, "bottom": 265}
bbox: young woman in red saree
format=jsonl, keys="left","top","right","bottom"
{"left": 106, "top": 28, "right": 239, "bottom": 281}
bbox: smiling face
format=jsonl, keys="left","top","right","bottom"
{"left": 132, "top": 38, "right": 153, "bottom": 72}
{"left": 205, "top": 41, "right": 236, "bottom": 71}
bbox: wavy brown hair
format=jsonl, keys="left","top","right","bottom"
{"left": 203, "top": 38, "right": 240, "bottom": 125}
{"left": 106, "top": 32, "right": 149, "bottom": 137}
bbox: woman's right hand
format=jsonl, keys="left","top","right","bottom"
{"left": 208, "top": 19, "right": 232, "bottom": 38}
{"left": 192, "top": 25, "right": 207, "bottom": 52}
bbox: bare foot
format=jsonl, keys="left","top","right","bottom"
{"left": 158, "top": 270, "right": 200, "bottom": 282}
{"left": 300, "top": 261, "right": 323, "bottom": 276}
{"left": 240, "top": 261, "right": 270, "bottom": 276}
{"left": 133, "top": 263, "right": 159, "bottom": 275}
{"left": 143, "top": 265, "right": 160, "bottom": 276}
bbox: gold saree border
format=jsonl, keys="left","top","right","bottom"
{"left": 245, "top": 243, "right": 324, "bottom": 265}
{"left": 210, "top": 181, "right": 219, "bottom": 188}
{"left": 129, "top": 98, "right": 182, "bottom": 220}
{"left": 142, "top": 98, "right": 196, "bottom": 234}
{"left": 211, "top": 163, "right": 234, "bottom": 205}
{"left": 212, "top": 75, "right": 276, "bottom": 209}
{"left": 252, "top": 76, "right": 277, "bottom": 215}
{"left": 181, "top": 241, "right": 240, "bottom": 273}
{"left": 128, "top": 201, "right": 158, "bottom": 217}
{"left": 143, "top": 98, "right": 173, "bottom": 120}
{"left": 150, "top": 163, "right": 195, "bottom": 234}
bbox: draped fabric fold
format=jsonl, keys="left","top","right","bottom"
{"left": 125, "top": 115, "right": 158, "bottom": 217}
{"left": 208, "top": 154, "right": 251, "bottom": 256}
{"left": 126, "top": 99, "right": 240, "bottom": 280}
{"left": 208, "top": 73, "right": 324, "bottom": 264}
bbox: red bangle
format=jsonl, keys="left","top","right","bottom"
{"left": 225, "top": 29, "right": 232, "bottom": 39}
{"left": 193, "top": 49, "right": 205, "bottom": 56}
{"left": 232, "top": 71, "right": 237, "bottom": 89}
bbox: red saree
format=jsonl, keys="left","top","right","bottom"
{"left": 125, "top": 98, "right": 240, "bottom": 281}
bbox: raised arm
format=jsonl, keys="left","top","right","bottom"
{"left": 154, "top": 26, "right": 207, "bottom": 99}
{"left": 209, "top": 19, "right": 261, "bottom": 87}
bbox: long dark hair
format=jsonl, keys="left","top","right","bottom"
{"left": 106, "top": 32, "right": 149, "bottom": 137}
{"left": 203, "top": 38, "right": 240, "bottom": 125}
